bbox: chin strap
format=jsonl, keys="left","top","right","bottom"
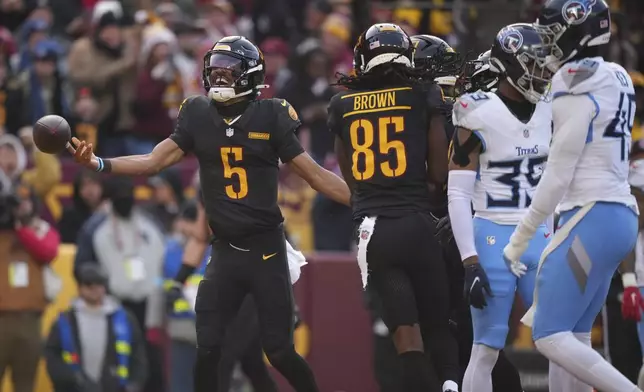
{"left": 208, "top": 84, "right": 270, "bottom": 103}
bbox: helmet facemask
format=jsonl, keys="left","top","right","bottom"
{"left": 533, "top": 19, "right": 611, "bottom": 73}
{"left": 492, "top": 49, "right": 553, "bottom": 104}
{"left": 203, "top": 51, "right": 265, "bottom": 103}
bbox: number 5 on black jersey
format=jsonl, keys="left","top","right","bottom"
{"left": 350, "top": 116, "right": 408, "bottom": 180}
{"left": 220, "top": 147, "right": 248, "bottom": 199}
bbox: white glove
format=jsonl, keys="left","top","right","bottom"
{"left": 503, "top": 237, "right": 529, "bottom": 278}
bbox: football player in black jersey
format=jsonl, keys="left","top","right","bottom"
{"left": 68, "top": 36, "right": 351, "bottom": 392}
{"left": 414, "top": 37, "right": 524, "bottom": 392}
{"left": 329, "top": 23, "right": 458, "bottom": 392}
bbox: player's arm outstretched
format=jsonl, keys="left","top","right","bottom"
{"left": 67, "top": 96, "right": 201, "bottom": 175}
{"left": 447, "top": 127, "right": 492, "bottom": 308}
{"left": 503, "top": 94, "right": 595, "bottom": 262}
{"left": 275, "top": 99, "right": 351, "bottom": 207}
{"left": 288, "top": 152, "right": 351, "bottom": 207}
{"left": 68, "top": 137, "right": 184, "bottom": 176}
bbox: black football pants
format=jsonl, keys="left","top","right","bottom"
{"left": 362, "top": 213, "right": 460, "bottom": 389}
{"left": 219, "top": 294, "right": 277, "bottom": 392}
{"left": 194, "top": 227, "right": 318, "bottom": 392}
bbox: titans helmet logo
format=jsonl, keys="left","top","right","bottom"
{"left": 562, "top": 0, "right": 597, "bottom": 25}
{"left": 498, "top": 28, "right": 524, "bottom": 54}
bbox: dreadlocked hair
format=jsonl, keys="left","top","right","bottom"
{"left": 334, "top": 62, "right": 438, "bottom": 91}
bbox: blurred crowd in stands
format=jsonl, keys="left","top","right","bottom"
{"left": 0, "top": 0, "right": 644, "bottom": 391}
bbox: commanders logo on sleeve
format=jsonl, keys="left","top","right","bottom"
{"left": 288, "top": 105, "right": 299, "bottom": 121}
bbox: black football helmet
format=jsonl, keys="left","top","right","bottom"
{"left": 411, "top": 34, "right": 462, "bottom": 97}
{"left": 202, "top": 36, "right": 266, "bottom": 103}
{"left": 490, "top": 23, "right": 553, "bottom": 103}
{"left": 353, "top": 23, "right": 414, "bottom": 74}
{"left": 457, "top": 50, "right": 500, "bottom": 94}
{"left": 533, "top": 0, "right": 611, "bottom": 71}
{"left": 411, "top": 35, "right": 461, "bottom": 77}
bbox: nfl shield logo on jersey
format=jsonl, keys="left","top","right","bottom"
{"left": 523, "top": 129, "right": 530, "bottom": 138}
{"left": 360, "top": 230, "right": 369, "bottom": 240}
{"left": 226, "top": 128, "right": 234, "bottom": 137}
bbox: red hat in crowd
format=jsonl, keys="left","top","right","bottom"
{"left": 0, "top": 27, "right": 16, "bottom": 57}
{"left": 260, "top": 37, "right": 289, "bottom": 58}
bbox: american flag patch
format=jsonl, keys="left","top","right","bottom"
{"left": 369, "top": 40, "right": 380, "bottom": 49}
{"left": 600, "top": 19, "right": 608, "bottom": 28}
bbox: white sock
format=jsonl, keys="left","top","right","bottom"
{"left": 462, "top": 344, "right": 498, "bottom": 392}
{"left": 535, "top": 331, "right": 641, "bottom": 392}
{"left": 443, "top": 380, "right": 459, "bottom": 392}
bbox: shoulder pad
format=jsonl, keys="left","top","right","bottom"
{"left": 180, "top": 95, "right": 207, "bottom": 112}
{"left": 551, "top": 58, "right": 601, "bottom": 96}
{"left": 452, "top": 91, "right": 493, "bottom": 130}
{"left": 273, "top": 98, "right": 299, "bottom": 121}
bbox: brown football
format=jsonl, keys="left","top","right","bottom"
{"left": 33, "top": 115, "right": 72, "bottom": 154}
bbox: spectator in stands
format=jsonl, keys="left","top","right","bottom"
{"left": 74, "top": 175, "right": 165, "bottom": 392}
{"left": 49, "top": 0, "right": 89, "bottom": 41}
{"left": 67, "top": 7, "right": 138, "bottom": 157}
{"left": 0, "top": 28, "right": 15, "bottom": 133}
{"left": 131, "top": 24, "right": 183, "bottom": 153}
{"left": 16, "top": 124, "right": 63, "bottom": 198}
{"left": 0, "top": 179, "right": 60, "bottom": 392}
{"left": 5, "top": 39, "right": 71, "bottom": 135}
{"left": 304, "top": 0, "right": 333, "bottom": 38}
{"left": 260, "top": 37, "right": 291, "bottom": 98}
{"left": 163, "top": 199, "right": 208, "bottom": 392}
{"left": 16, "top": 18, "right": 51, "bottom": 72}
{"left": 155, "top": 2, "right": 183, "bottom": 31}
{"left": 320, "top": 13, "right": 353, "bottom": 76}
{"left": 278, "top": 165, "right": 316, "bottom": 252}
{"left": 72, "top": 87, "right": 100, "bottom": 149}
{"left": 172, "top": 20, "right": 206, "bottom": 97}
{"left": 45, "top": 263, "right": 148, "bottom": 392}
{"left": 0, "top": 0, "right": 36, "bottom": 32}
{"left": 202, "top": 0, "right": 239, "bottom": 43}
{"left": 59, "top": 169, "right": 104, "bottom": 243}
{"left": 0, "top": 132, "right": 61, "bottom": 200}
{"left": 144, "top": 168, "right": 184, "bottom": 234}
{"left": 278, "top": 45, "right": 334, "bottom": 164}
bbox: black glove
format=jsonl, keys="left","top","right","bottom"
{"left": 435, "top": 215, "right": 454, "bottom": 247}
{"left": 464, "top": 262, "right": 493, "bottom": 309}
{"left": 165, "top": 281, "right": 183, "bottom": 313}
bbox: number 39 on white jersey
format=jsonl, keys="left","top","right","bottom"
{"left": 452, "top": 90, "right": 552, "bottom": 225}
{"left": 550, "top": 57, "right": 637, "bottom": 212}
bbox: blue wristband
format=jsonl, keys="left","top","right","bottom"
{"left": 95, "top": 157, "right": 104, "bottom": 172}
